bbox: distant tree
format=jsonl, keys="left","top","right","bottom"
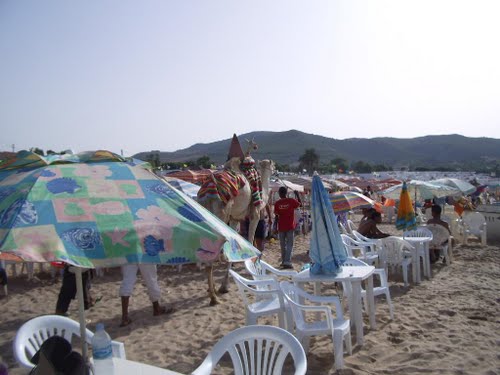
{"left": 46, "top": 150, "right": 57, "bottom": 155}
{"left": 145, "top": 152, "right": 161, "bottom": 169}
{"left": 330, "top": 157, "right": 349, "bottom": 173}
{"left": 196, "top": 155, "right": 212, "bottom": 169}
{"left": 30, "top": 147, "right": 44, "bottom": 156}
{"left": 299, "top": 148, "right": 319, "bottom": 175}
{"left": 372, "top": 164, "right": 391, "bottom": 172}
{"left": 351, "top": 161, "right": 372, "bottom": 173}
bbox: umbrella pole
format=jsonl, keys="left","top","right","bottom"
{"left": 74, "top": 267, "right": 89, "bottom": 364}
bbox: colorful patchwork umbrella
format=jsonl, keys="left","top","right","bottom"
{"left": 0, "top": 150, "right": 259, "bottom": 361}
{"left": 329, "top": 191, "right": 376, "bottom": 214}
{"left": 309, "top": 174, "right": 347, "bottom": 275}
{"left": 163, "top": 176, "right": 200, "bottom": 200}
{"left": 0, "top": 151, "right": 258, "bottom": 268}
{"left": 395, "top": 182, "right": 417, "bottom": 231}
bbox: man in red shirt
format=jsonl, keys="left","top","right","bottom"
{"left": 274, "top": 187, "right": 301, "bottom": 269}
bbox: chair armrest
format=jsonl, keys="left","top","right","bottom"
{"left": 263, "top": 263, "right": 298, "bottom": 277}
{"left": 292, "top": 287, "right": 343, "bottom": 312}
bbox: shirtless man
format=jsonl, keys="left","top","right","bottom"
{"left": 426, "top": 204, "right": 451, "bottom": 262}
{"left": 358, "top": 211, "right": 390, "bottom": 239}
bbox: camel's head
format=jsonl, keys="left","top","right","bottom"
{"left": 258, "top": 159, "right": 275, "bottom": 175}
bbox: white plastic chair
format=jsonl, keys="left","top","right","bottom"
{"left": 403, "top": 226, "right": 433, "bottom": 279}
{"left": 378, "top": 237, "right": 414, "bottom": 287}
{"left": 229, "top": 269, "right": 287, "bottom": 329}
{"left": 191, "top": 325, "right": 307, "bottom": 375}
{"left": 462, "top": 212, "right": 487, "bottom": 246}
{"left": 340, "top": 234, "right": 378, "bottom": 265}
{"left": 341, "top": 258, "right": 394, "bottom": 320}
{"left": 13, "top": 315, "right": 126, "bottom": 370}
{"left": 350, "top": 231, "right": 380, "bottom": 261}
{"left": 346, "top": 220, "right": 356, "bottom": 234}
{"left": 426, "top": 224, "right": 453, "bottom": 265}
{"left": 244, "top": 258, "right": 298, "bottom": 282}
{"left": 339, "top": 222, "right": 350, "bottom": 235}
{"left": 280, "top": 281, "right": 352, "bottom": 370}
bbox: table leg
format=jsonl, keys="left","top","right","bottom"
{"left": 365, "top": 275, "right": 376, "bottom": 330}
{"left": 425, "top": 242, "right": 432, "bottom": 278}
{"left": 412, "top": 247, "right": 419, "bottom": 284}
{"left": 350, "top": 280, "right": 364, "bottom": 346}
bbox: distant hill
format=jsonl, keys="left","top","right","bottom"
{"left": 133, "top": 130, "right": 500, "bottom": 169}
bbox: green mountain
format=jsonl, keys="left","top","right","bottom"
{"left": 134, "top": 130, "right": 500, "bottom": 169}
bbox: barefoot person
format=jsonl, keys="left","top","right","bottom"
{"left": 119, "top": 263, "right": 172, "bottom": 327}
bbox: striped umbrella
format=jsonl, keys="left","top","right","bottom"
{"left": 395, "top": 182, "right": 417, "bottom": 231}
{"left": 329, "top": 191, "right": 376, "bottom": 214}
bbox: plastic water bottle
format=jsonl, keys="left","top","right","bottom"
{"left": 91, "top": 323, "right": 114, "bottom": 374}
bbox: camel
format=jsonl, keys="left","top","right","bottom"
{"left": 197, "top": 146, "right": 274, "bottom": 305}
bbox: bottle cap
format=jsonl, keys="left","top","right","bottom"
{"left": 96, "top": 323, "right": 104, "bottom": 331}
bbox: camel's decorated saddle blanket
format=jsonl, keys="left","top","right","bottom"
{"left": 197, "top": 157, "right": 264, "bottom": 207}
{"left": 198, "top": 169, "right": 246, "bottom": 204}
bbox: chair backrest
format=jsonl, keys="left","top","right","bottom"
{"left": 426, "top": 224, "right": 450, "bottom": 248}
{"left": 462, "top": 212, "right": 487, "bottom": 234}
{"left": 13, "top": 315, "right": 94, "bottom": 369}
{"left": 191, "top": 325, "right": 307, "bottom": 375}
{"left": 403, "top": 226, "right": 433, "bottom": 239}
{"left": 244, "top": 258, "right": 297, "bottom": 283}
{"left": 229, "top": 269, "right": 282, "bottom": 306}
{"left": 346, "top": 220, "right": 356, "bottom": 234}
{"left": 244, "top": 258, "right": 266, "bottom": 279}
{"left": 378, "top": 237, "right": 414, "bottom": 264}
{"left": 339, "top": 222, "right": 350, "bottom": 235}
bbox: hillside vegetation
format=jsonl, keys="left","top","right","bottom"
{"left": 134, "top": 130, "right": 500, "bottom": 172}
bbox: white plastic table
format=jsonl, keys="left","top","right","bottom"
{"left": 401, "top": 236, "right": 433, "bottom": 281}
{"left": 93, "top": 358, "right": 184, "bottom": 375}
{"left": 292, "top": 265, "right": 376, "bottom": 346}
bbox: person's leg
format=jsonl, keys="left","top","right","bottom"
{"left": 278, "top": 232, "right": 286, "bottom": 265}
{"left": 254, "top": 219, "right": 265, "bottom": 251}
{"left": 82, "top": 270, "right": 93, "bottom": 309}
{"left": 139, "top": 264, "right": 172, "bottom": 315}
{"left": 0, "top": 267, "right": 7, "bottom": 286}
{"left": 55, "top": 266, "right": 76, "bottom": 315}
{"left": 119, "top": 264, "right": 138, "bottom": 326}
{"left": 283, "top": 230, "right": 295, "bottom": 267}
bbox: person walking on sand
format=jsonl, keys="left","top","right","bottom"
{"left": 119, "top": 264, "right": 173, "bottom": 327}
{"left": 55, "top": 265, "right": 95, "bottom": 316}
{"left": 274, "top": 187, "right": 301, "bottom": 269}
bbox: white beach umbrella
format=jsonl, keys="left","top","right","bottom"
{"left": 432, "top": 178, "right": 476, "bottom": 195}
{"left": 380, "top": 180, "right": 461, "bottom": 201}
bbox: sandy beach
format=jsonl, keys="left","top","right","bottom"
{"left": 1, "top": 217, "right": 499, "bottom": 375}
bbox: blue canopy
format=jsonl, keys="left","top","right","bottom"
{"left": 309, "top": 174, "right": 347, "bottom": 275}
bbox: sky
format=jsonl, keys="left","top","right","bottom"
{"left": 1, "top": 0, "right": 499, "bottom": 156}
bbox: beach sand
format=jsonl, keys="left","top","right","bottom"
{"left": 1, "top": 217, "right": 499, "bottom": 374}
